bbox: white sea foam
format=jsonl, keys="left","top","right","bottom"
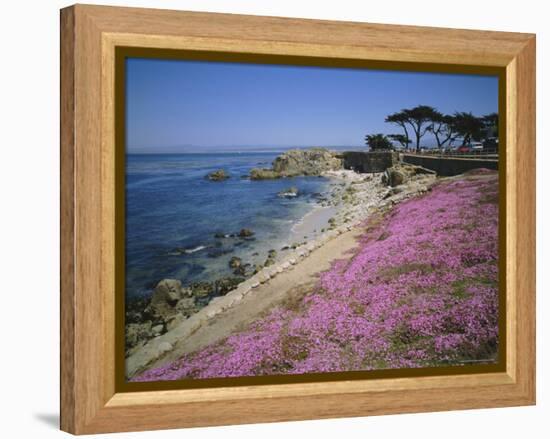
{"left": 184, "top": 245, "right": 207, "bottom": 254}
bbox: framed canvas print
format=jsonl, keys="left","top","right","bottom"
{"left": 60, "top": 4, "right": 536, "bottom": 434}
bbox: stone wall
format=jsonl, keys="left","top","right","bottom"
{"left": 402, "top": 154, "right": 498, "bottom": 176}
{"left": 338, "top": 151, "right": 398, "bottom": 173}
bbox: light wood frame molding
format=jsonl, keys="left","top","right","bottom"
{"left": 60, "top": 4, "right": 536, "bottom": 434}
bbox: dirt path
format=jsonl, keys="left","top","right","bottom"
{"left": 146, "top": 227, "right": 364, "bottom": 371}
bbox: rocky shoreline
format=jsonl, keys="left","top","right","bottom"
{"left": 249, "top": 147, "right": 342, "bottom": 179}
{"left": 132, "top": 169, "right": 498, "bottom": 381}
{"left": 125, "top": 153, "right": 439, "bottom": 377}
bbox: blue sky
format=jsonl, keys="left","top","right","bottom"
{"left": 126, "top": 58, "right": 498, "bottom": 153}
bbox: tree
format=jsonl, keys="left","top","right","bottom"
{"left": 385, "top": 112, "right": 411, "bottom": 150}
{"left": 453, "top": 112, "right": 485, "bottom": 145}
{"left": 386, "top": 106, "right": 438, "bottom": 152}
{"left": 403, "top": 105, "right": 439, "bottom": 152}
{"left": 365, "top": 133, "right": 393, "bottom": 151}
{"left": 427, "top": 111, "right": 457, "bottom": 148}
{"left": 388, "top": 134, "right": 411, "bottom": 149}
{"left": 482, "top": 113, "right": 499, "bottom": 137}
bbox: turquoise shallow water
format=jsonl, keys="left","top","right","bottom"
{"left": 125, "top": 152, "right": 331, "bottom": 299}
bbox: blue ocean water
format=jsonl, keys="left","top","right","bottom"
{"left": 125, "top": 152, "right": 331, "bottom": 298}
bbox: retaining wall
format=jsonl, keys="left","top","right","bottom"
{"left": 402, "top": 154, "right": 498, "bottom": 176}
{"left": 338, "top": 151, "right": 398, "bottom": 173}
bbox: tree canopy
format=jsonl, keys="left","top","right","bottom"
{"left": 365, "top": 133, "right": 393, "bottom": 151}
{"left": 378, "top": 106, "right": 498, "bottom": 151}
{"left": 385, "top": 112, "right": 411, "bottom": 149}
{"left": 388, "top": 134, "right": 411, "bottom": 149}
{"left": 452, "top": 112, "right": 486, "bottom": 145}
{"left": 482, "top": 113, "right": 499, "bottom": 138}
{"left": 426, "top": 111, "right": 457, "bottom": 148}
{"left": 385, "top": 105, "right": 439, "bottom": 152}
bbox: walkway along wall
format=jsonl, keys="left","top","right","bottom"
{"left": 402, "top": 154, "right": 498, "bottom": 176}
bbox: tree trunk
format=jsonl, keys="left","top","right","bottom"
{"left": 401, "top": 123, "right": 410, "bottom": 151}
{"left": 434, "top": 132, "right": 442, "bottom": 148}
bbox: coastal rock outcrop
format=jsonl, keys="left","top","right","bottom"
{"left": 250, "top": 148, "right": 342, "bottom": 179}
{"left": 273, "top": 148, "right": 342, "bottom": 175}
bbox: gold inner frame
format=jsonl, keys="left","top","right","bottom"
{"left": 106, "top": 37, "right": 510, "bottom": 394}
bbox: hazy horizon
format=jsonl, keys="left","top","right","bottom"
{"left": 126, "top": 58, "right": 498, "bottom": 154}
{"left": 126, "top": 144, "right": 365, "bottom": 154}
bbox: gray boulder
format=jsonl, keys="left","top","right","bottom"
{"left": 382, "top": 164, "right": 436, "bottom": 187}
{"left": 165, "top": 313, "right": 185, "bottom": 331}
{"left": 229, "top": 256, "right": 242, "bottom": 269}
{"left": 152, "top": 324, "right": 164, "bottom": 335}
{"left": 175, "top": 297, "right": 197, "bottom": 316}
{"left": 125, "top": 321, "right": 153, "bottom": 350}
{"left": 146, "top": 279, "right": 185, "bottom": 321}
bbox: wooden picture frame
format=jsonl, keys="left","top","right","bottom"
{"left": 60, "top": 4, "right": 536, "bottom": 434}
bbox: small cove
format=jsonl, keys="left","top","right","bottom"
{"left": 125, "top": 152, "right": 333, "bottom": 300}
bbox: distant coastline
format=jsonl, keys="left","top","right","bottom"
{"left": 126, "top": 145, "right": 366, "bottom": 155}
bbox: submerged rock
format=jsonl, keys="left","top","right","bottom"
{"left": 277, "top": 186, "right": 299, "bottom": 198}
{"left": 264, "top": 249, "right": 277, "bottom": 267}
{"left": 207, "top": 248, "right": 233, "bottom": 258}
{"left": 206, "top": 169, "right": 230, "bottom": 181}
{"left": 214, "top": 277, "right": 245, "bottom": 295}
{"left": 233, "top": 263, "right": 255, "bottom": 277}
{"left": 229, "top": 256, "right": 242, "bottom": 269}
{"left": 190, "top": 281, "right": 213, "bottom": 297}
{"left": 238, "top": 228, "right": 255, "bottom": 238}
